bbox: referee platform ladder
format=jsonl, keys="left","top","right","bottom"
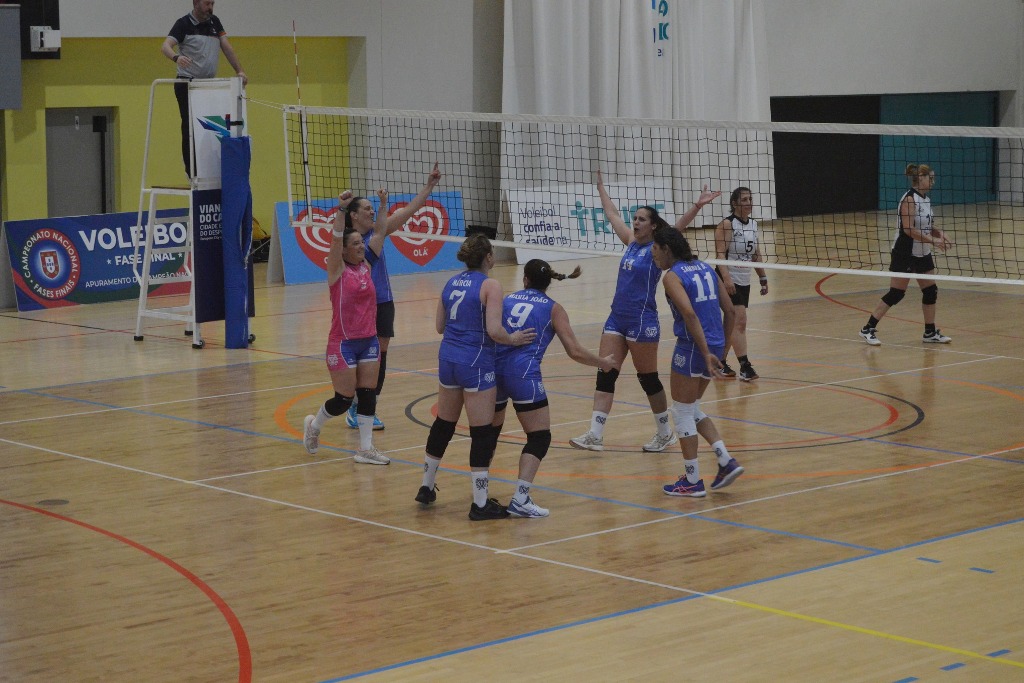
{"left": 132, "top": 186, "right": 203, "bottom": 347}
{"left": 132, "top": 77, "right": 246, "bottom": 349}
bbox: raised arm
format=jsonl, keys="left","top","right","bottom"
{"left": 551, "top": 304, "right": 619, "bottom": 372}
{"left": 384, "top": 162, "right": 442, "bottom": 234}
{"left": 325, "top": 200, "right": 348, "bottom": 286}
{"left": 674, "top": 185, "right": 722, "bottom": 231}
{"left": 595, "top": 169, "right": 634, "bottom": 246}
{"left": 365, "top": 188, "right": 390, "bottom": 256}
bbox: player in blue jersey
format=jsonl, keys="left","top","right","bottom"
{"left": 339, "top": 162, "right": 443, "bottom": 430}
{"left": 417, "top": 234, "right": 536, "bottom": 520}
{"left": 490, "top": 260, "right": 620, "bottom": 518}
{"left": 571, "top": 169, "right": 720, "bottom": 453}
{"left": 651, "top": 227, "right": 743, "bottom": 498}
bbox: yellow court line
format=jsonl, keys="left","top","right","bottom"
{"left": 710, "top": 593, "right": 1024, "bottom": 669}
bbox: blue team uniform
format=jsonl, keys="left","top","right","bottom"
{"left": 495, "top": 288, "right": 558, "bottom": 406}
{"left": 665, "top": 259, "right": 725, "bottom": 378}
{"left": 365, "top": 246, "right": 393, "bottom": 304}
{"left": 603, "top": 240, "right": 661, "bottom": 342}
{"left": 438, "top": 270, "right": 496, "bottom": 391}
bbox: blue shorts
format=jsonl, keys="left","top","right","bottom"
{"left": 671, "top": 341, "right": 725, "bottom": 379}
{"left": 603, "top": 311, "right": 660, "bottom": 343}
{"left": 327, "top": 336, "right": 380, "bottom": 372}
{"left": 496, "top": 373, "right": 547, "bottom": 406}
{"left": 438, "top": 358, "right": 496, "bottom": 393}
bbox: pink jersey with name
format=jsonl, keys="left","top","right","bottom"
{"left": 329, "top": 261, "right": 377, "bottom": 340}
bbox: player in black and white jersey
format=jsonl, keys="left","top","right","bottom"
{"left": 715, "top": 187, "right": 768, "bottom": 381}
{"left": 860, "top": 164, "right": 954, "bottom": 346}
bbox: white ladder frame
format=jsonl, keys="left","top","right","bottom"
{"left": 132, "top": 77, "right": 243, "bottom": 349}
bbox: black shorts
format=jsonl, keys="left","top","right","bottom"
{"left": 729, "top": 284, "right": 751, "bottom": 308}
{"left": 889, "top": 251, "right": 935, "bottom": 275}
{"left": 375, "top": 300, "right": 396, "bottom": 339}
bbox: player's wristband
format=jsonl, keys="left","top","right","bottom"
{"left": 759, "top": 277, "right": 768, "bottom": 284}
{"left": 172, "top": 54, "right": 180, "bottom": 62}
{"left": 332, "top": 229, "right": 345, "bottom": 238}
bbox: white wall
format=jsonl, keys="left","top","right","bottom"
{"left": 764, "top": 0, "right": 1022, "bottom": 98}
{"left": 60, "top": 0, "right": 1023, "bottom": 116}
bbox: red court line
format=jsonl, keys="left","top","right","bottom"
{"left": 0, "top": 499, "right": 252, "bottom": 683}
{"left": 814, "top": 273, "right": 1024, "bottom": 340}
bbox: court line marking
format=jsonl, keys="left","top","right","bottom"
{"left": 6, "top": 434, "right": 1022, "bottom": 675}
{"left": 318, "top": 516, "right": 1024, "bottom": 682}
{"left": 5, "top": 430, "right": 1024, "bottom": 676}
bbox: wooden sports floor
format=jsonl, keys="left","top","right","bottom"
{"left": 1, "top": 248, "right": 1023, "bottom": 682}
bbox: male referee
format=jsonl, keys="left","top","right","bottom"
{"left": 161, "top": 0, "right": 248, "bottom": 176}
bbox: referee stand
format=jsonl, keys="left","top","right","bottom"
{"left": 132, "top": 77, "right": 251, "bottom": 349}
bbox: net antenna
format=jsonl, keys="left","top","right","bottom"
{"left": 287, "top": 20, "right": 313, "bottom": 214}
{"left": 283, "top": 106, "right": 1024, "bottom": 286}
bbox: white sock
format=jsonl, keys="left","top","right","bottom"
{"left": 684, "top": 457, "right": 700, "bottom": 484}
{"left": 312, "top": 405, "right": 332, "bottom": 431}
{"left": 513, "top": 479, "right": 531, "bottom": 504}
{"left": 357, "top": 414, "right": 373, "bottom": 450}
{"left": 590, "top": 411, "right": 609, "bottom": 438}
{"left": 654, "top": 410, "right": 672, "bottom": 437}
{"left": 471, "top": 471, "right": 489, "bottom": 507}
{"left": 712, "top": 440, "right": 732, "bottom": 467}
{"left": 422, "top": 455, "right": 441, "bottom": 488}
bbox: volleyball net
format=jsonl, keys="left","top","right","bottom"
{"left": 283, "top": 106, "right": 1024, "bottom": 285}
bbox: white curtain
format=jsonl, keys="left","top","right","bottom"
{"left": 499, "top": 0, "right": 776, "bottom": 236}
{"left": 503, "top": 0, "right": 771, "bottom": 121}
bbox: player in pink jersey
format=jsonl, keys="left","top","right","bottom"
{"left": 302, "top": 189, "right": 391, "bottom": 465}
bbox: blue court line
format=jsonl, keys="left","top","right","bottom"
{"left": 917, "top": 557, "right": 942, "bottom": 563}
{"left": 970, "top": 567, "right": 996, "bottom": 574}
{"left": 940, "top": 662, "right": 966, "bottom": 671}
{"left": 893, "top": 678, "right": 919, "bottom": 683}
{"left": 319, "top": 515, "right": 1024, "bottom": 682}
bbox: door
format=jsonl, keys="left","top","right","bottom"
{"left": 45, "top": 108, "right": 115, "bottom": 218}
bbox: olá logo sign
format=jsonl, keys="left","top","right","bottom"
{"left": 390, "top": 199, "right": 450, "bottom": 267}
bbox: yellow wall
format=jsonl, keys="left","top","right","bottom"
{"left": 1, "top": 36, "right": 348, "bottom": 230}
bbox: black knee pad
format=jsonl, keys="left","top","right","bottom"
{"left": 921, "top": 284, "right": 938, "bottom": 305}
{"left": 355, "top": 387, "right": 376, "bottom": 416}
{"left": 881, "top": 287, "right": 906, "bottom": 307}
{"left": 324, "top": 392, "right": 353, "bottom": 416}
{"left": 595, "top": 367, "right": 620, "bottom": 393}
{"left": 486, "top": 424, "right": 502, "bottom": 466}
{"left": 637, "top": 372, "right": 664, "bottom": 397}
{"left": 469, "top": 425, "right": 493, "bottom": 468}
{"left": 375, "top": 352, "right": 387, "bottom": 394}
{"left": 523, "top": 429, "right": 552, "bottom": 461}
{"left": 425, "top": 417, "right": 457, "bottom": 458}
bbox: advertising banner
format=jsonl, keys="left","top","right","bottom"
{"left": 505, "top": 183, "right": 674, "bottom": 263}
{"left": 274, "top": 191, "right": 466, "bottom": 285}
{"left": 4, "top": 210, "right": 190, "bottom": 312}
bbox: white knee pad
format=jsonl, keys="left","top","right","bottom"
{"left": 693, "top": 400, "right": 708, "bottom": 424}
{"left": 672, "top": 401, "right": 697, "bottom": 438}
